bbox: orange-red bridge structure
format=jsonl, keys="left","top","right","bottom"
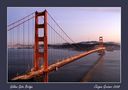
{"left": 7, "top": 10, "right": 106, "bottom": 82}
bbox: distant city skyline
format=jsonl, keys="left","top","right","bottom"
{"left": 7, "top": 7, "right": 121, "bottom": 43}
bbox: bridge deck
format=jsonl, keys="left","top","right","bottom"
{"left": 12, "top": 47, "right": 106, "bottom": 81}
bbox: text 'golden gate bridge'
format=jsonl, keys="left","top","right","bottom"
{"left": 7, "top": 10, "right": 105, "bottom": 82}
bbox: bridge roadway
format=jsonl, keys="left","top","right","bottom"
{"left": 12, "top": 47, "right": 106, "bottom": 81}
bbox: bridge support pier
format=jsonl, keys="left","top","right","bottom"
{"left": 43, "top": 72, "right": 48, "bottom": 82}
{"left": 98, "top": 50, "right": 105, "bottom": 55}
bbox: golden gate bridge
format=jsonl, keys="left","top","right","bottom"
{"left": 7, "top": 10, "right": 106, "bottom": 82}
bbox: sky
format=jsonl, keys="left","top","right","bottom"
{"left": 7, "top": 7, "right": 121, "bottom": 43}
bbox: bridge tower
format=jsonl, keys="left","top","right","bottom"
{"left": 98, "top": 36, "right": 105, "bottom": 55}
{"left": 33, "top": 10, "right": 48, "bottom": 81}
{"left": 99, "top": 36, "right": 103, "bottom": 47}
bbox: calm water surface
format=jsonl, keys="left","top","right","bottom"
{"left": 8, "top": 48, "right": 120, "bottom": 82}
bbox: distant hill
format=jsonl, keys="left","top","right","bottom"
{"left": 48, "top": 41, "right": 120, "bottom": 51}
{"left": 8, "top": 41, "right": 120, "bottom": 51}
